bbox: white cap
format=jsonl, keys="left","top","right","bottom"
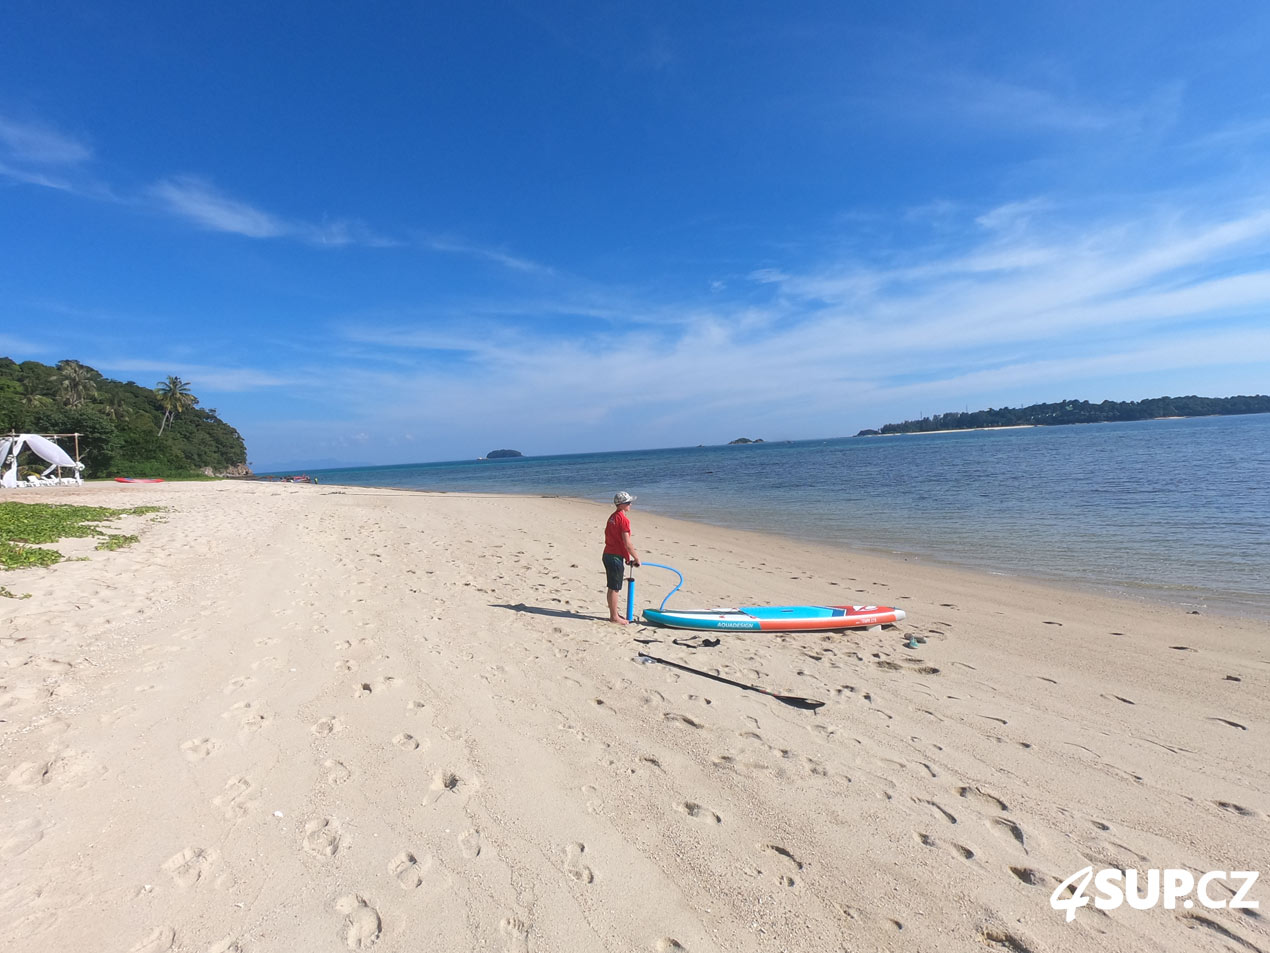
{"left": 613, "top": 491, "right": 636, "bottom": 504}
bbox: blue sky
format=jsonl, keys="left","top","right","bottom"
{"left": 3, "top": 1, "right": 1270, "bottom": 470}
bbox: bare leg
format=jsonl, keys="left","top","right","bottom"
{"left": 607, "top": 589, "right": 629, "bottom": 624}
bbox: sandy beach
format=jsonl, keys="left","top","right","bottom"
{"left": 1, "top": 480, "right": 1267, "bottom": 953}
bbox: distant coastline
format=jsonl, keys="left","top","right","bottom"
{"left": 865, "top": 424, "right": 1036, "bottom": 437}
{"left": 856, "top": 395, "right": 1270, "bottom": 436}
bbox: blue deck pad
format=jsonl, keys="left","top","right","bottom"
{"left": 738, "top": 606, "right": 841, "bottom": 620}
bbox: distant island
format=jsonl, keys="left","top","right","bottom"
{"left": 728, "top": 437, "right": 764, "bottom": 444}
{"left": 485, "top": 449, "right": 523, "bottom": 459}
{"left": 856, "top": 395, "right": 1270, "bottom": 436}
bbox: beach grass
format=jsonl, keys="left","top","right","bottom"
{"left": 0, "top": 501, "right": 161, "bottom": 569}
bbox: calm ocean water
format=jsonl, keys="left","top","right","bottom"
{"left": 294, "top": 414, "right": 1270, "bottom": 619}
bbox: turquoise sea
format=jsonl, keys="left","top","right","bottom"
{"left": 292, "top": 414, "right": 1270, "bottom": 619}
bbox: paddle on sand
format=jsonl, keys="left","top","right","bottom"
{"left": 637, "top": 652, "right": 825, "bottom": 711}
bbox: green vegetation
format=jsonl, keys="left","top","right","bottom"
{"left": 0, "top": 585, "right": 31, "bottom": 599}
{"left": 0, "top": 501, "right": 161, "bottom": 570}
{"left": 857, "top": 395, "right": 1270, "bottom": 436}
{"left": 0, "top": 358, "right": 249, "bottom": 478}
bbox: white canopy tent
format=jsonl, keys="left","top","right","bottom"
{"left": 0, "top": 433, "right": 84, "bottom": 488}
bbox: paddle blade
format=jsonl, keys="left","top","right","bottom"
{"left": 776, "top": 695, "right": 826, "bottom": 711}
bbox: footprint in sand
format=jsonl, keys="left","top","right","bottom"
{"left": 100, "top": 703, "right": 139, "bottom": 725}
{"left": 978, "top": 927, "right": 1034, "bottom": 951}
{"left": 499, "top": 916, "right": 530, "bottom": 953}
{"left": 304, "top": 817, "right": 343, "bottom": 857}
{"left": 430, "top": 770, "right": 462, "bottom": 795}
{"left": 918, "top": 799, "right": 958, "bottom": 825}
{"left": 663, "top": 712, "right": 705, "bottom": 729}
{"left": 459, "top": 829, "right": 482, "bottom": 858}
{"left": 762, "top": 843, "right": 805, "bottom": 876}
{"left": 1208, "top": 717, "right": 1247, "bottom": 731}
{"left": 989, "top": 817, "right": 1028, "bottom": 853}
{"left": 213, "top": 775, "right": 260, "bottom": 819}
{"left": 6, "top": 761, "right": 53, "bottom": 790}
{"left": 128, "top": 927, "right": 176, "bottom": 953}
{"left": 312, "top": 716, "right": 345, "bottom": 737}
{"left": 392, "top": 733, "right": 421, "bottom": 751}
{"left": 677, "top": 801, "right": 722, "bottom": 824}
{"left": 956, "top": 786, "right": 1009, "bottom": 813}
{"left": 390, "top": 850, "right": 430, "bottom": 888}
{"left": 1009, "top": 866, "right": 1046, "bottom": 886}
{"left": 324, "top": 759, "right": 352, "bottom": 784}
{"left": 0, "top": 817, "right": 44, "bottom": 858}
{"left": 563, "top": 842, "right": 594, "bottom": 883}
{"left": 914, "top": 832, "right": 976, "bottom": 861}
{"left": 1214, "top": 800, "right": 1262, "bottom": 818}
{"left": 222, "top": 676, "right": 256, "bottom": 694}
{"left": 222, "top": 700, "right": 271, "bottom": 736}
{"left": 334, "top": 894, "right": 381, "bottom": 950}
{"left": 6, "top": 750, "right": 103, "bottom": 791}
{"left": 655, "top": 940, "right": 686, "bottom": 952}
{"left": 162, "top": 846, "right": 217, "bottom": 887}
{"left": 180, "top": 737, "right": 220, "bottom": 762}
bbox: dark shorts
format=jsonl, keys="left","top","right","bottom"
{"left": 603, "top": 553, "right": 626, "bottom": 591}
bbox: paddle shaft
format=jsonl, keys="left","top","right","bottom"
{"left": 637, "top": 653, "right": 824, "bottom": 711}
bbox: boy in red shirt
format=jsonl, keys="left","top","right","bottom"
{"left": 603, "top": 491, "right": 641, "bottom": 624}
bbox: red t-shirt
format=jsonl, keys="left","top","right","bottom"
{"left": 604, "top": 509, "right": 632, "bottom": 557}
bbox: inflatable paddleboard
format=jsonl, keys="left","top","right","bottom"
{"left": 114, "top": 477, "right": 164, "bottom": 483}
{"left": 642, "top": 604, "right": 906, "bottom": 632}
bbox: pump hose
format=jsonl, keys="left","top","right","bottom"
{"left": 639, "top": 562, "right": 684, "bottom": 611}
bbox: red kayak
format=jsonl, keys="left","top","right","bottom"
{"left": 114, "top": 477, "right": 165, "bottom": 483}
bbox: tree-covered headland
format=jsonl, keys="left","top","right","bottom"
{"left": 1, "top": 358, "right": 249, "bottom": 478}
{"left": 857, "top": 395, "right": 1270, "bottom": 436}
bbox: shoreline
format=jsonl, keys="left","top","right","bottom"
{"left": 3, "top": 481, "right": 1268, "bottom": 952}
{"left": 288, "top": 480, "right": 1270, "bottom": 624}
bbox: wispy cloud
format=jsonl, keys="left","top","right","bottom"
{"left": 148, "top": 176, "right": 289, "bottom": 238}
{"left": 0, "top": 113, "right": 402, "bottom": 251}
{"left": 0, "top": 115, "right": 91, "bottom": 165}
{"left": 145, "top": 175, "right": 404, "bottom": 248}
{"left": 421, "top": 235, "right": 555, "bottom": 275}
{"left": 268, "top": 195, "right": 1270, "bottom": 454}
{"left": 0, "top": 160, "right": 77, "bottom": 192}
{"left": 0, "top": 113, "right": 95, "bottom": 194}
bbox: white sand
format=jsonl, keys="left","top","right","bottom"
{"left": 1, "top": 481, "right": 1267, "bottom": 953}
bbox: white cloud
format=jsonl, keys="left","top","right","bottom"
{"left": 148, "top": 176, "right": 290, "bottom": 239}
{"left": 0, "top": 115, "right": 91, "bottom": 165}
{"left": 421, "top": 236, "right": 554, "bottom": 275}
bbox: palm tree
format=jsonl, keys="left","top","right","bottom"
{"left": 101, "top": 395, "right": 129, "bottom": 421}
{"left": 58, "top": 360, "right": 99, "bottom": 408}
{"left": 155, "top": 376, "right": 196, "bottom": 435}
{"left": 19, "top": 382, "right": 51, "bottom": 410}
